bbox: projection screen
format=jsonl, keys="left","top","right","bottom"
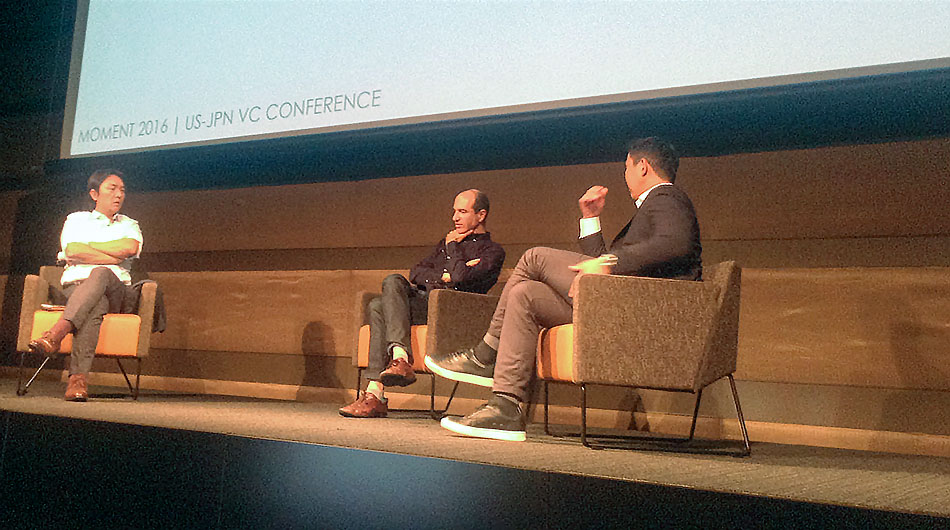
{"left": 61, "top": 0, "right": 950, "bottom": 158}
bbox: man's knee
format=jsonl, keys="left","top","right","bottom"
{"left": 88, "top": 266, "right": 114, "bottom": 282}
{"left": 381, "top": 273, "right": 409, "bottom": 293}
{"left": 508, "top": 281, "right": 537, "bottom": 309}
{"left": 516, "top": 246, "right": 556, "bottom": 272}
{"left": 367, "top": 297, "right": 383, "bottom": 316}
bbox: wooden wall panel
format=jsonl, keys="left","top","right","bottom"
{"left": 738, "top": 267, "right": 950, "bottom": 391}
{"left": 147, "top": 266, "right": 950, "bottom": 393}
{"left": 703, "top": 237, "right": 950, "bottom": 269}
{"left": 149, "top": 270, "right": 407, "bottom": 356}
{"left": 123, "top": 138, "right": 950, "bottom": 257}
{"left": 680, "top": 138, "right": 950, "bottom": 240}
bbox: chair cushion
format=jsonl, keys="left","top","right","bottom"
{"left": 31, "top": 310, "right": 142, "bottom": 357}
{"left": 357, "top": 324, "right": 429, "bottom": 372}
{"left": 536, "top": 324, "right": 576, "bottom": 382}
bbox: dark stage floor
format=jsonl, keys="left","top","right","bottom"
{"left": 2, "top": 377, "right": 949, "bottom": 519}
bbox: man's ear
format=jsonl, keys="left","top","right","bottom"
{"left": 89, "top": 188, "right": 99, "bottom": 203}
{"left": 477, "top": 209, "right": 487, "bottom": 224}
{"left": 638, "top": 157, "right": 652, "bottom": 177}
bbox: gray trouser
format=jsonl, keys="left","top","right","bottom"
{"left": 62, "top": 267, "right": 137, "bottom": 375}
{"left": 489, "top": 247, "right": 583, "bottom": 402}
{"left": 365, "top": 274, "right": 429, "bottom": 380}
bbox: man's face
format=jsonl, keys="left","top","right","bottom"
{"left": 623, "top": 154, "right": 646, "bottom": 198}
{"left": 91, "top": 174, "right": 125, "bottom": 218}
{"left": 452, "top": 192, "right": 484, "bottom": 233}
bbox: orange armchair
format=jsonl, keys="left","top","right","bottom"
{"left": 15, "top": 266, "right": 157, "bottom": 399}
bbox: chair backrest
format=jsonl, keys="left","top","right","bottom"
{"left": 694, "top": 261, "right": 742, "bottom": 389}
{"left": 39, "top": 266, "right": 64, "bottom": 290}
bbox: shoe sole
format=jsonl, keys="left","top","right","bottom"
{"left": 379, "top": 373, "right": 416, "bottom": 387}
{"left": 440, "top": 416, "right": 526, "bottom": 442}
{"left": 424, "top": 356, "right": 493, "bottom": 388}
{"left": 339, "top": 410, "right": 387, "bottom": 418}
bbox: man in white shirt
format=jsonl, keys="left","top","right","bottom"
{"left": 29, "top": 169, "right": 143, "bottom": 401}
{"left": 427, "top": 137, "right": 703, "bottom": 441}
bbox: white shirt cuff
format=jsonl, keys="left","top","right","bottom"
{"left": 579, "top": 217, "right": 601, "bottom": 239}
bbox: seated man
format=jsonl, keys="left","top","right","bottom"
{"left": 339, "top": 189, "right": 505, "bottom": 418}
{"left": 29, "top": 169, "right": 143, "bottom": 401}
{"left": 426, "top": 137, "right": 702, "bottom": 441}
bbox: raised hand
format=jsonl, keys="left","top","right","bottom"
{"left": 578, "top": 185, "right": 608, "bottom": 218}
{"left": 445, "top": 228, "right": 474, "bottom": 245}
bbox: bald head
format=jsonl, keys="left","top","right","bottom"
{"left": 453, "top": 189, "right": 490, "bottom": 233}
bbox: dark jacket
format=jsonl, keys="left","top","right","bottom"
{"left": 579, "top": 185, "right": 702, "bottom": 280}
{"left": 410, "top": 232, "right": 505, "bottom": 293}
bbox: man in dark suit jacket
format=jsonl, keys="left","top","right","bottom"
{"left": 426, "top": 137, "right": 701, "bottom": 441}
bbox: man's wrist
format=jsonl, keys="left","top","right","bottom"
{"left": 579, "top": 217, "right": 601, "bottom": 239}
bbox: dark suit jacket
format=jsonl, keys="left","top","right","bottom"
{"left": 578, "top": 184, "right": 702, "bottom": 281}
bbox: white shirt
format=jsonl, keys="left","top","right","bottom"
{"left": 59, "top": 210, "right": 143, "bottom": 286}
{"left": 579, "top": 182, "right": 673, "bottom": 238}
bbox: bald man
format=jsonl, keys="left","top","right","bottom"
{"left": 340, "top": 189, "right": 505, "bottom": 418}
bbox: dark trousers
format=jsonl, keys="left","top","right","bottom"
{"left": 62, "top": 267, "right": 137, "bottom": 375}
{"left": 488, "top": 247, "right": 583, "bottom": 402}
{"left": 366, "top": 274, "right": 429, "bottom": 380}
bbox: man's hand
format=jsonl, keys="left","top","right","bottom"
{"left": 445, "top": 228, "right": 474, "bottom": 245}
{"left": 441, "top": 259, "right": 480, "bottom": 284}
{"left": 567, "top": 256, "right": 612, "bottom": 298}
{"left": 578, "top": 185, "right": 608, "bottom": 218}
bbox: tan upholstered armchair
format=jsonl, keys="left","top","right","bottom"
{"left": 537, "top": 261, "right": 750, "bottom": 455}
{"left": 15, "top": 266, "right": 157, "bottom": 399}
{"left": 352, "top": 288, "right": 499, "bottom": 417}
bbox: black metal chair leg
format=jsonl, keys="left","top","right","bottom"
{"left": 688, "top": 389, "right": 703, "bottom": 440}
{"left": 134, "top": 358, "right": 141, "bottom": 400}
{"left": 116, "top": 359, "right": 134, "bottom": 394}
{"left": 429, "top": 379, "right": 459, "bottom": 419}
{"left": 728, "top": 374, "right": 751, "bottom": 456}
{"left": 16, "top": 351, "right": 27, "bottom": 395}
{"left": 580, "top": 383, "right": 589, "bottom": 448}
{"left": 543, "top": 381, "right": 550, "bottom": 435}
{"left": 442, "top": 381, "right": 459, "bottom": 413}
{"left": 355, "top": 367, "right": 363, "bottom": 398}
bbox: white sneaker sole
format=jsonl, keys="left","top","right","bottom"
{"left": 440, "top": 416, "right": 526, "bottom": 442}
{"left": 424, "top": 355, "right": 494, "bottom": 388}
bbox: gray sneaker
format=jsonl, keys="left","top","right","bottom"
{"left": 440, "top": 394, "right": 526, "bottom": 442}
{"left": 424, "top": 348, "right": 494, "bottom": 387}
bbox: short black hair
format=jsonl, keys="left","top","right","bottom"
{"left": 627, "top": 137, "right": 679, "bottom": 183}
{"left": 87, "top": 169, "right": 125, "bottom": 194}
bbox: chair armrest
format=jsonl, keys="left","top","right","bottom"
{"left": 135, "top": 281, "right": 158, "bottom": 356}
{"left": 351, "top": 291, "right": 380, "bottom": 365}
{"left": 573, "top": 274, "right": 720, "bottom": 391}
{"left": 426, "top": 290, "right": 500, "bottom": 358}
{"left": 17, "top": 274, "right": 50, "bottom": 352}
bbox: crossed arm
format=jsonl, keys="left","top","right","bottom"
{"left": 65, "top": 238, "right": 140, "bottom": 265}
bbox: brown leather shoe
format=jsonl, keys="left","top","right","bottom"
{"left": 29, "top": 331, "right": 62, "bottom": 357}
{"left": 339, "top": 392, "right": 388, "bottom": 418}
{"left": 65, "top": 374, "right": 88, "bottom": 402}
{"left": 379, "top": 357, "right": 417, "bottom": 387}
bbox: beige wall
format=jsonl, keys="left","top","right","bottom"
{"left": 117, "top": 137, "right": 950, "bottom": 270}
